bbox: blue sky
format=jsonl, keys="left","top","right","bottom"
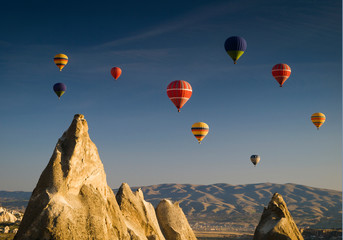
{"left": 0, "top": 0, "right": 341, "bottom": 191}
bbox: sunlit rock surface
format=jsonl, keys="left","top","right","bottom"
{"left": 14, "top": 114, "right": 130, "bottom": 240}
{"left": 116, "top": 183, "right": 166, "bottom": 240}
{"left": 156, "top": 199, "right": 197, "bottom": 240}
{"left": 253, "top": 192, "right": 304, "bottom": 240}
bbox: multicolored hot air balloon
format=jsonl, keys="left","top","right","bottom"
{"left": 53, "top": 54, "right": 68, "bottom": 71}
{"left": 53, "top": 83, "right": 66, "bottom": 99}
{"left": 311, "top": 112, "right": 326, "bottom": 130}
{"left": 250, "top": 155, "right": 260, "bottom": 167}
{"left": 166, "top": 80, "right": 192, "bottom": 112}
{"left": 272, "top": 63, "right": 291, "bottom": 87}
{"left": 191, "top": 122, "right": 209, "bottom": 144}
{"left": 111, "top": 67, "right": 122, "bottom": 80}
{"left": 224, "top": 36, "right": 247, "bottom": 64}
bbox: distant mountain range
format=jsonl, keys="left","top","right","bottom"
{"left": 1, "top": 183, "right": 341, "bottom": 230}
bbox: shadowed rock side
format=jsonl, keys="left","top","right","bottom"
{"left": 253, "top": 193, "right": 304, "bottom": 240}
{"left": 116, "top": 183, "right": 166, "bottom": 240}
{"left": 14, "top": 114, "right": 130, "bottom": 240}
{"left": 156, "top": 199, "right": 197, "bottom": 240}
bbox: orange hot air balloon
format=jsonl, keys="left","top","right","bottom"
{"left": 166, "top": 80, "right": 192, "bottom": 112}
{"left": 111, "top": 67, "right": 122, "bottom": 80}
{"left": 272, "top": 63, "right": 291, "bottom": 87}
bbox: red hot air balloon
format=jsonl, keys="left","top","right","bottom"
{"left": 272, "top": 63, "right": 291, "bottom": 87}
{"left": 111, "top": 67, "right": 122, "bottom": 80}
{"left": 166, "top": 80, "right": 192, "bottom": 112}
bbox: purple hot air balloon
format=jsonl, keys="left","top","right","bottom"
{"left": 224, "top": 36, "right": 247, "bottom": 64}
{"left": 53, "top": 83, "right": 66, "bottom": 99}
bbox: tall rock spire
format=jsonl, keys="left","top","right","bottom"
{"left": 253, "top": 193, "right": 304, "bottom": 240}
{"left": 14, "top": 114, "right": 129, "bottom": 240}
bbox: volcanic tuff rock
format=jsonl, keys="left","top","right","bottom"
{"left": 156, "top": 199, "right": 197, "bottom": 240}
{"left": 0, "top": 207, "right": 17, "bottom": 223}
{"left": 13, "top": 114, "right": 197, "bottom": 240}
{"left": 14, "top": 114, "right": 130, "bottom": 240}
{"left": 253, "top": 193, "right": 304, "bottom": 240}
{"left": 116, "top": 183, "right": 166, "bottom": 240}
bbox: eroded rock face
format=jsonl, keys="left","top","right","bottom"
{"left": 116, "top": 183, "right": 166, "bottom": 240}
{"left": 0, "top": 207, "right": 17, "bottom": 223}
{"left": 253, "top": 193, "right": 304, "bottom": 240}
{"left": 14, "top": 114, "right": 129, "bottom": 240}
{"left": 156, "top": 199, "right": 197, "bottom": 240}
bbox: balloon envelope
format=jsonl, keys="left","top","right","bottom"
{"left": 250, "top": 155, "right": 260, "bottom": 166}
{"left": 53, "top": 83, "right": 66, "bottom": 99}
{"left": 166, "top": 80, "right": 192, "bottom": 112}
{"left": 272, "top": 63, "right": 291, "bottom": 87}
{"left": 224, "top": 36, "right": 247, "bottom": 64}
{"left": 54, "top": 54, "right": 68, "bottom": 71}
{"left": 311, "top": 112, "right": 326, "bottom": 130}
{"left": 191, "top": 122, "right": 209, "bottom": 144}
{"left": 111, "top": 67, "right": 122, "bottom": 80}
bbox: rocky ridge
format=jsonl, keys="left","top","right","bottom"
{"left": 14, "top": 114, "right": 196, "bottom": 240}
{"left": 253, "top": 192, "right": 304, "bottom": 240}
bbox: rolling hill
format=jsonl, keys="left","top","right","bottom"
{"left": 1, "top": 183, "right": 341, "bottom": 231}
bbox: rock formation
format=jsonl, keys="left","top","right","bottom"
{"left": 116, "top": 183, "right": 166, "bottom": 240}
{"left": 14, "top": 114, "right": 130, "bottom": 240}
{"left": 14, "top": 114, "right": 197, "bottom": 240}
{"left": 0, "top": 207, "right": 17, "bottom": 223}
{"left": 156, "top": 199, "right": 197, "bottom": 240}
{"left": 253, "top": 193, "right": 304, "bottom": 240}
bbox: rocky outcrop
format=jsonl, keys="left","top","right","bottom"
{"left": 116, "top": 183, "right": 166, "bottom": 240}
{"left": 253, "top": 193, "right": 304, "bottom": 240}
{"left": 156, "top": 199, "right": 197, "bottom": 240}
{"left": 14, "top": 114, "right": 197, "bottom": 240}
{"left": 0, "top": 207, "right": 17, "bottom": 223}
{"left": 14, "top": 114, "right": 130, "bottom": 240}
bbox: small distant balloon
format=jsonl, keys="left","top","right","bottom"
{"left": 111, "top": 67, "right": 122, "bottom": 80}
{"left": 311, "top": 112, "right": 326, "bottom": 130}
{"left": 191, "top": 122, "right": 209, "bottom": 144}
{"left": 272, "top": 63, "right": 291, "bottom": 87}
{"left": 224, "top": 36, "right": 247, "bottom": 64}
{"left": 166, "top": 80, "right": 192, "bottom": 112}
{"left": 53, "top": 54, "right": 68, "bottom": 71}
{"left": 250, "top": 155, "right": 260, "bottom": 167}
{"left": 53, "top": 83, "right": 66, "bottom": 99}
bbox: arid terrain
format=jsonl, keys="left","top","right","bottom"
{"left": 1, "top": 182, "right": 341, "bottom": 232}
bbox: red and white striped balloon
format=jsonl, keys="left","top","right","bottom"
{"left": 272, "top": 63, "right": 291, "bottom": 87}
{"left": 166, "top": 80, "right": 192, "bottom": 112}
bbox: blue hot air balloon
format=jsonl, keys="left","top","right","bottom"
{"left": 224, "top": 36, "right": 247, "bottom": 64}
{"left": 53, "top": 83, "right": 66, "bottom": 99}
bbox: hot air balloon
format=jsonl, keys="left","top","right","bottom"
{"left": 111, "top": 67, "right": 122, "bottom": 80}
{"left": 224, "top": 36, "right": 247, "bottom": 64}
{"left": 53, "top": 54, "right": 68, "bottom": 71}
{"left": 311, "top": 112, "right": 326, "bottom": 130}
{"left": 53, "top": 83, "right": 66, "bottom": 99}
{"left": 250, "top": 155, "right": 260, "bottom": 167}
{"left": 166, "top": 80, "right": 192, "bottom": 112}
{"left": 272, "top": 63, "right": 291, "bottom": 87}
{"left": 191, "top": 122, "right": 209, "bottom": 144}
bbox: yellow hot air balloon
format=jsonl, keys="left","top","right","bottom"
{"left": 54, "top": 54, "right": 68, "bottom": 71}
{"left": 311, "top": 112, "right": 326, "bottom": 130}
{"left": 191, "top": 122, "right": 209, "bottom": 144}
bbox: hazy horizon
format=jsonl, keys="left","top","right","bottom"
{"left": 0, "top": 0, "right": 341, "bottom": 192}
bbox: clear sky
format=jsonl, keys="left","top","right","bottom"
{"left": 0, "top": 0, "right": 341, "bottom": 191}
